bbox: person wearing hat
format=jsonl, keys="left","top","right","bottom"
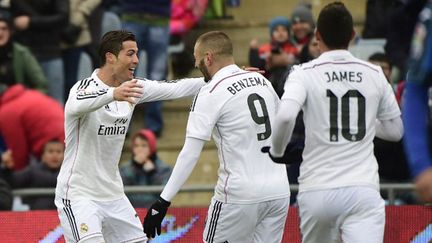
{"left": 0, "top": 9, "right": 47, "bottom": 92}
{"left": 120, "top": 129, "right": 172, "bottom": 208}
{"left": 291, "top": 4, "right": 315, "bottom": 52}
{"left": 249, "top": 16, "right": 298, "bottom": 97}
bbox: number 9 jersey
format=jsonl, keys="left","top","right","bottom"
{"left": 283, "top": 50, "right": 401, "bottom": 193}
{"left": 186, "top": 64, "right": 290, "bottom": 204}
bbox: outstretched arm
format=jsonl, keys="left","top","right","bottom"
{"left": 137, "top": 78, "right": 205, "bottom": 103}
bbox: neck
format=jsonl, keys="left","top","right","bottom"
{"left": 97, "top": 66, "right": 121, "bottom": 87}
{"left": 209, "top": 57, "right": 235, "bottom": 78}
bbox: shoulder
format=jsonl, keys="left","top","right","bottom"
{"left": 12, "top": 43, "right": 33, "bottom": 57}
{"left": 74, "top": 77, "right": 100, "bottom": 90}
{"left": 12, "top": 42, "right": 28, "bottom": 52}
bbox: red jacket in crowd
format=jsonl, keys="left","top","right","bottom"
{"left": 0, "top": 84, "right": 64, "bottom": 170}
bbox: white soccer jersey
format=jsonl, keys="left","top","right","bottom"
{"left": 187, "top": 65, "right": 290, "bottom": 204}
{"left": 56, "top": 69, "right": 205, "bottom": 201}
{"left": 282, "top": 50, "right": 401, "bottom": 192}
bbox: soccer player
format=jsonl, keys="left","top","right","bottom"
{"left": 143, "top": 31, "right": 290, "bottom": 243}
{"left": 54, "top": 30, "right": 205, "bottom": 243}
{"left": 403, "top": 0, "right": 432, "bottom": 203}
{"left": 263, "top": 2, "right": 403, "bottom": 242}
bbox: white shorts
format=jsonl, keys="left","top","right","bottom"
{"left": 55, "top": 196, "right": 147, "bottom": 243}
{"left": 297, "top": 186, "right": 385, "bottom": 243}
{"left": 203, "top": 197, "right": 289, "bottom": 243}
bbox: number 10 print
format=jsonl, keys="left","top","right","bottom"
{"left": 326, "top": 89, "right": 366, "bottom": 142}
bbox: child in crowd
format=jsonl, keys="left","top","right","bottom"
{"left": 120, "top": 129, "right": 172, "bottom": 208}
{"left": 0, "top": 139, "right": 64, "bottom": 209}
{"left": 249, "top": 16, "right": 298, "bottom": 96}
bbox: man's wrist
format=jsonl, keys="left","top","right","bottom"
{"left": 158, "top": 196, "right": 171, "bottom": 207}
{"left": 269, "top": 147, "right": 284, "bottom": 157}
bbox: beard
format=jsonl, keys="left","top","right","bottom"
{"left": 199, "top": 59, "right": 212, "bottom": 82}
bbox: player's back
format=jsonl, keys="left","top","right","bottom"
{"left": 288, "top": 50, "right": 400, "bottom": 192}
{"left": 188, "top": 65, "right": 290, "bottom": 204}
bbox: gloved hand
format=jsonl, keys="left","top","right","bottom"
{"left": 143, "top": 196, "right": 171, "bottom": 238}
{"left": 261, "top": 145, "right": 300, "bottom": 164}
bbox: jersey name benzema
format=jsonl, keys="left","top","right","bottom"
{"left": 187, "top": 65, "right": 290, "bottom": 204}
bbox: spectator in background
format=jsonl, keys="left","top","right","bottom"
{"left": 384, "top": 0, "right": 427, "bottom": 81}
{"left": 120, "top": 0, "right": 171, "bottom": 137}
{"left": 0, "top": 63, "right": 64, "bottom": 171}
{"left": 291, "top": 3, "right": 315, "bottom": 52}
{"left": 11, "top": 0, "right": 68, "bottom": 104}
{"left": 368, "top": 52, "right": 405, "bottom": 105}
{"left": 403, "top": 0, "right": 432, "bottom": 203}
{"left": 362, "top": 0, "right": 397, "bottom": 39}
{"left": 0, "top": 9, "right": 47, "bottom": 92}
{"left": 368, "top": 52, "right": 412, "bottom": 204}
{"left": 249, "top": 16, "right": 298, "bottom": 97}
{"left": 62, "top": 0, "right": 102, "bottom": 103}
{"left": 298, "top": 35, "right": 320, "bottom": 63}
{"left": 0, "top": 140, "right": 64, "bottom": 210}
{"left": 170, "top": 0, "right": 208, "bottom": 79}
{"left": 120, "top": 129, "right": 172, "bottom": 208}
{"left": 0, "top": 177, "right": 12, "bottom": 210}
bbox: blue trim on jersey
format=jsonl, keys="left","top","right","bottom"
{"left": 403, "top": 82, "right": 432, "bottom": 177}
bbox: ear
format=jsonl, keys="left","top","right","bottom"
{"left": 105, "top": 52, "right": 116, "bottom": 64}
{"left": 205, "top": 52, "right": 213, "bottom": 66}
{"left": 350, "top": 30, "right": 356, "bottom": 42}
{"left": 315, "top": 29, "right": 321, "bottom": 42}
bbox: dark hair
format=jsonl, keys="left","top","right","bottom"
{"left": 368, "top": 52, "right": 392, "bottom": 69}
{"left": 317, "top": 2, "right": 353, "bottom": 49}
{"left": 98, "top": 30, "right": 136, "bottom": 66}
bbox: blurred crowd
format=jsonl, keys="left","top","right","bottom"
{"left": 0, "top": 0, "right": 428, "bottom": 210}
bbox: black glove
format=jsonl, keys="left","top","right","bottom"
{"left": 143, "top": 196, "right": 171, "bottom": 238}
{"left": 261, "top": 145, "right": 299, "bottom": 164}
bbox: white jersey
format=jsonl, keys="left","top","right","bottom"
{"left": 282, "top": 50, "right": 401, "bottom": 192}
{"left": 56, "top": 69, "right": 205, "bottom": 201}
{"left": 187, "top": 65, "right": 290, "bottom": 204}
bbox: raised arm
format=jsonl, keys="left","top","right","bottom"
{"left": 137, "top": 78, "right": 205, "bottom": 103}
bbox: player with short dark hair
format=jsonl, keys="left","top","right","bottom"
{"left": 55, "top": 30, "right": 205, "bottom": 243}
{"left": 143, "top": 31, "right": 290, "bottom": 243}
{"left": 264, "top": 2, "right": 403, "bottom": 242}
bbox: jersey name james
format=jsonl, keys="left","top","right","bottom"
{"left": 324, "top": 71, "right": 363, "bottom": 83}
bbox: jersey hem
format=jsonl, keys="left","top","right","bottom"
{"left": 213, "top": 192, "right": 290, "bottom": 204}
{"left": 299, "top": 182, "right": 379, "bottom": 193}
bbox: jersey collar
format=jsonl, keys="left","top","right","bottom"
{"left": 318, "top": 50, "right": 354, "bottom": 61}
{"left": 210, "top": 64, "right": 243, "bottom": 83}
{"left": 91, "top": 69, "right": 110, "bottom": 89}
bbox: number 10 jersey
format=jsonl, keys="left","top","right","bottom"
{"left": 283, "top": 50, "right": 401, "bottom": 193}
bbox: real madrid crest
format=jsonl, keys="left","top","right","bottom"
{"left": 80, "top": 223, "right": 89, "bottom": 233}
